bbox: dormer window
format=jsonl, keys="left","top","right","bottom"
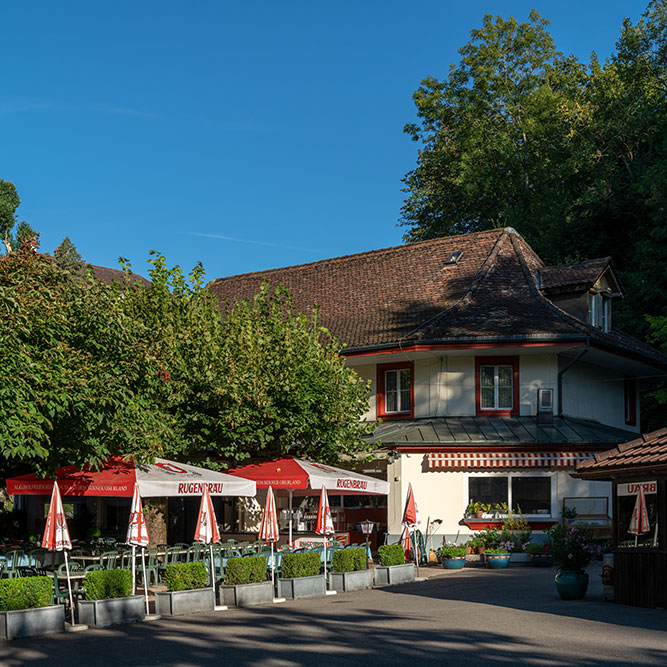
{"left": 588, "top": 292, "right": 612, "bottom": 332}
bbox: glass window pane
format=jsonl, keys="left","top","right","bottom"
{"left": 385, "top": 370, "right": 397, "bottom": 392}
{"left": 481, "top": 387, "right": 495, "bottom": 408}
{"left": 469, "top": 477, "right": 508, "bottom": 507}
{"left": 498, "top": 366, "right": 513, "bottom": 386}
{"left": 511, "top": 477, "right": 551, "bottom": 514}
{"left": 385, "top": 390, "right": 397, "bottom": 412}
{"left": 498, "top": 387, "right": 512, "bottom": 409}
{"left": 617, "top": 489, "right": 659, "bottom": 549}
{"left": 399, "top": 369, "right": 411, "bottom": 391}
{"left": 400, "top": 389, "right": 410, "bottom": 411}
{"left": 481, "top": 367, "right": 494, "bottom": 387}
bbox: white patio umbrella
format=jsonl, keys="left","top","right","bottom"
{"left": 125, "top": 483, "right": 150, "bottom": 614}
{"left": 194, "top": 485, "right": 221, "bottom": 589}
{"left": 628, "top": 486, "right": 651, "bottom": 547}
{"left": 258, "top": 486, "right": 280, "bottom": 587}
{"left": 315, "top": 486, "right": 335, "bottom": 585}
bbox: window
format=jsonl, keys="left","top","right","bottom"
{"left": 624, "top": 379, "right": 637, "bottom": 426}
{"left": 617, "top": 481, "right": 658, "bottom": 549}
{"left": 468, "top": 475, "right": 553, "bottom": 515}
{"left": 376, "top": 362, "right": 414, "bottom": 420}
{"left": 475, "top": 356, "right": 519, "bottom": 416}
{"left": 588, "top": 292, "right": 612, "bottom": 332}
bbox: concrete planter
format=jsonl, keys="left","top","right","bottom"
{"left": 78, "top": 595, "right": 145, "bottom": 627}
{"left": 220, "top": 581, "right": 274, "bottom": 607}
{"left": 0, "top": 605, "right": 65, "bottom": 641}
{"left": 155, "top": 588, "right": 215, "bottom": 617}
{"left": 373, "top": 563, "right": 416, "bottom": 586}
{"left": 510, "top": 553, "right": 531, "bottom": 566}
{"left": 277, "top": 575, "right": 326, "bottom": 600}
{"left": 329, "top": 569, "right": 373, "bottom": 592}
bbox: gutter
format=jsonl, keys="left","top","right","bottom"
{"left": 557, "top": 338, "right": 590, "bottom": 417}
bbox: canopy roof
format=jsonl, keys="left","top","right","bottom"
{"left": 6, "top": 457, "right": 256, "bottom": 498}
{"left": 226, "top": 457, "right": 389, "bottom": 496}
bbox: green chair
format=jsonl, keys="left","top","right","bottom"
{"left": 100, "top": 551, "right": 118, "bottom": 570}
{"left": 144, "top": 548, "right": 160, "bottom": 587}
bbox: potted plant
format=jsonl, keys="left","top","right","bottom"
{"left": 329, "top": 548, "right": 372, "bottom": 592}
{"left": 439, "top": 546, "right": 467, "bottom": 570}
{"left": 484, "top": 547, "right": 511, "bottom": 569}
{"left": 500, "top": 509, "right": 532, "bottom": 564}
{"left": 525, "top": 543, "right": 553, "bottom": 567}
{"left": 373, "top": 544, "right": 415, "bottom": 586}
{"left": 219, "top": 556, "right": 273, "bottom": 607}
{"left": 78, "top": 568, "right": 145, "bottom": 627}
{"left": 155, "top": 562, "right": 215, "bottom": 616}
{"left": 475, "top": 527, "right": 500, "bottom": 554}
{"left": 276, "top": 552, "right": 326, "bottom": 599}
{"left": 0, "top": 575, "right": 63, "bottom": 641}
{"left": 548, "top": 523, "right": 600, "bottom": 600}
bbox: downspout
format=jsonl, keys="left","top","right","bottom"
{"left": 557, "top": 338, "right": 590, "bottom": 417}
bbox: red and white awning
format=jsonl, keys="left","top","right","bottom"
{"left": 428, "top": 451, "right": 596, "bottom": 469}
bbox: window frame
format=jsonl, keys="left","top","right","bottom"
{"left": 474, "top": 356, "right": 520, "bottom": 417}
{"left": 376, "top": 361, "right": 414, "bottom": 420}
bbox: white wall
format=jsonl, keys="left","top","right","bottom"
{"left": 519, "top": 354, "right": 558, "bottom": 416}
{"left": 353, "top": 364, "right": 376, "bottom": 422}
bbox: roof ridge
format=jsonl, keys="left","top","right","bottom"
{"left": 208, "top": 228, "right": 504, "bottom": 286}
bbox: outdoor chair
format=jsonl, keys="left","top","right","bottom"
{"left": 3, "top": 550, "right": 25, "bottom": 579}
{"left": 100, "top": 551, "right": 118, "bottom": 570}
{"left": 186, "top": 543, "right": 204, "bottom": 562}
{"left": 120, "top": 550, "right": 135, "bottom": 570}
{"left": 84, "top": 564, "right": 103, "bottom": 572}
{"left": 144, "top": 548, "right": 160, "bottom": 587}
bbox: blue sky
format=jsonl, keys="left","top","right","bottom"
{"left": 3, "top": 1, "right": 643, "bottom": 282}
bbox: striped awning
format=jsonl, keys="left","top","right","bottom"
{"left": 428, "top": 451, "right": 596, "bottom": 469}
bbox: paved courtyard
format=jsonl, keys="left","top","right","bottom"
{"left": 1, "top": 564, "right": 666, "bottom": 666}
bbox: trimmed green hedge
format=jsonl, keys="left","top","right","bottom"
{"left": 332, "top": 548, "right": 366, "bottom": 573}
{"left": 165, "top": 562, "right": 209, "bottom": 592}
{"left": 83, "top": 569, "right": 133, "bottom": 601}
{"left": 0, "top": 576, "right": 54, "bottom": 611}
{"left": 281, "top": 552, "right": 321, "bottom": 579}
{"left": 377, "top": 544, "right": 405, "bottom": 567}
{"left": 225, "top": 556, "right": 267, "bottom": 585}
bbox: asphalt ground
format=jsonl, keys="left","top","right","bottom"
{"left": 1, "top": 563, "right": 666, "bottom": 667}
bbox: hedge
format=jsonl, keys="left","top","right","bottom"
{"left": 377, "top": 544, "right": 405, "bottom": 567}
{"left": 165, "top": 562, "right": 209, "bottom": 592}
{"left": 331, "top": 548, "right": 366, "bottom": 573}
{"left": 0, "top": 576, "right": 54, "bottom": 611}
{"left": 281, "top": 552, "right": 321, "bottom": 579}
{"left": 225, "top": 556, "right": 267, "bottom": 585}
{"left": 83, "top": 569, "right": 133, "bottom": 601}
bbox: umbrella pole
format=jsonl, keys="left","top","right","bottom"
{"left": 413, "top": 528, "right": 420, "bottom": 577}
{"left": 288, "top": 490, "right": 293, "bottom": 547}
{"left": 323, "top": 538, "right": 327, "bottom": 588}
{"left": 271, "top": 542, "right": 275, "bottom": 587}
{"left": 131, "top": 545, "right": 136, "bottom": 596}
{"left": 64, "top": 551, "right": 75, "bottom": 625}
{"left": 209, "top": 544, "right": 215, "bottom": 589}
{"left": 141, "top": 548, "right": 149, "bottom": 615}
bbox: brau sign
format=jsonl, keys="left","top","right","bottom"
{"left": 617, "top": 481, "right": 657, "bottom": 497}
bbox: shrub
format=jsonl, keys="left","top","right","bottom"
{"left": 0, "top": 576, "right": 53, "bottom": 611}
{"left": 281, "top": 552, "right": 321, "bottom": 579}
{"left": 525, "top": 543, "right": 548, "bottom": 556}
{"left": 377, "top": 544, "right": 405, "bottom": 567}
{"left": 83, "top": 569, "right": 133, "bottom": 600}
{"left": 225, "top": 556, "right": 267, "bottom": 585}
{"left": 439, "top": 546, "right": 467, "bottom": 559}
{"left": 547, "top": 523, "right": 600, "bottom": 571}
{"left": 165, "top": 562, "right": 209, "bottom": 591}
{"left": 332, "top": 548, "right": 366, "bottom": 573}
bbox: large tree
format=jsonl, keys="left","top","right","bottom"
{"left": 0, "top": 180, "right": 37, "bottom": 254}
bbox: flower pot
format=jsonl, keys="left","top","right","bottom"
{"left": 0, "top": 605, "right": 65, "bottom": 641}
{"left": 155, "top": 588, "right": 215, "bottom": 616}
{"left": 475, "top": 546, "right": 485, "bottom": 555}
{"left": 485, "top": 554, "right": 510, "bottom": 569}
{"left": 442, "top": 557, "right": 466, "bottom": 570}
{"left": 220, "top": 581, "right": 274, "bottom": 607}
{"left": 78, "top": 595, "right": 145, "bottom": 627}
{"left": 277, "top": 574, "right": 326, "bottom": 600}
{"left": 373, "top": 563, "right": 416, "bottom": 586}
{"left": 329, "top": 569, "right": 373, "bottom": 592}
{"left": 531, "top": 554, "right": 553, "bottom": 567}
{"left": 474, "top": 510, "right": 484, "bottom": 518}
{"left": 555, "top": 570, "right": 589, "bottom": 600}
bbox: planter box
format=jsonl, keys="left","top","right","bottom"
{"left": 0, "top": 605, "right": 65, "bottom": 641}
{"left": 155, "top": 588, "right": 215, "bottom": 617}
{"left": 509, "top": 553, "right": 531, "bottom": 567}
{"left": 78, "top": 595, "right": 145, "bottom": 627}
{"left": 329, "top": 569, "right": 373, "bottom": 592}
{"left": 220, "top": 581, "right": 274, "bottom": 607}
{"left": 373, "top": 563, "right": 415, "bottom": 586}
{"left": 277, "top": 574, "right": 326, "bottom": 600}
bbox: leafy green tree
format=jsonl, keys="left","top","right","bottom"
{"left": 0, "top": 180, "right": 37, "bottom": 254}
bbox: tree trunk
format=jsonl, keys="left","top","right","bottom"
{"left": 144, "top": 498, "right": 168, "bottom": 546}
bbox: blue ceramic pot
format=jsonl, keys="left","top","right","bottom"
{"left": 555, "top": 570, "right": 588, "bottom": 600}
{"left": 442, "top": 557, "right": 466, "bottom": 570}
{"left": 485, "top": 554, "right": 510, "bottom": 569}
{"left": 531, "top": 554, "right": 553, "bottom": 567}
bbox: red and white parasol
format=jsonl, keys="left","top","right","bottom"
{"left": 194, "top": 485, "right": 221, "bottom": 588}
{"left": 315, "top": 486, "right": 335, "bottom": 585}
{"left": 42, "top": 482, "right": 75, "bottom": 622}
{"left": 401, "top": 483, "right": 421, "bottom": 575}
{"left": 629, "top": 486, "right": 651, "bottom": 546}
{"left": 258, "top": 486, "right": 279, "bottom": 586}
{"left": 125, "top": 483, "right": 150, "bottom": 612}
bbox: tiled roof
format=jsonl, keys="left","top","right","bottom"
{"left": 365, "top": 416, "right": 636, "bottom": 447}
{"left": 207, "top": 227, "right": 667, "bottom": 366}
{"left": 540, "top": 258, "right": 612, "bottom": 295}
{"left": 574, "top": 428, "right": 667, "bottom": 477}
{"left": 89, "top": 264, "right": 151, "bottom": 287}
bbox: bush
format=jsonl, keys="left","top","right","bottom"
{"left": 225, "top": 556, "right": 267, "bottom": 585}
{"left": 377, "top": 544, "right": 405, "bottom": 567}
{"left": 0, "top": 576, "right": 53, "bottom": 611}
{"left": 281, "top": 552, "right": 321, "bottom": 579}
{"left": 439, "top": 546, "right": 467, "bottom": 559}
{"left": 83, "top": 569, "right": 133, "bottom": 601}
{"left": 332, "top": 548, "right": 366, "bottom": 573}
{"left": 165, "top": 562, "right": 209, "bottom": 591}
{"left": 525, "top": 543, "right": 548, "bottom": 556}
